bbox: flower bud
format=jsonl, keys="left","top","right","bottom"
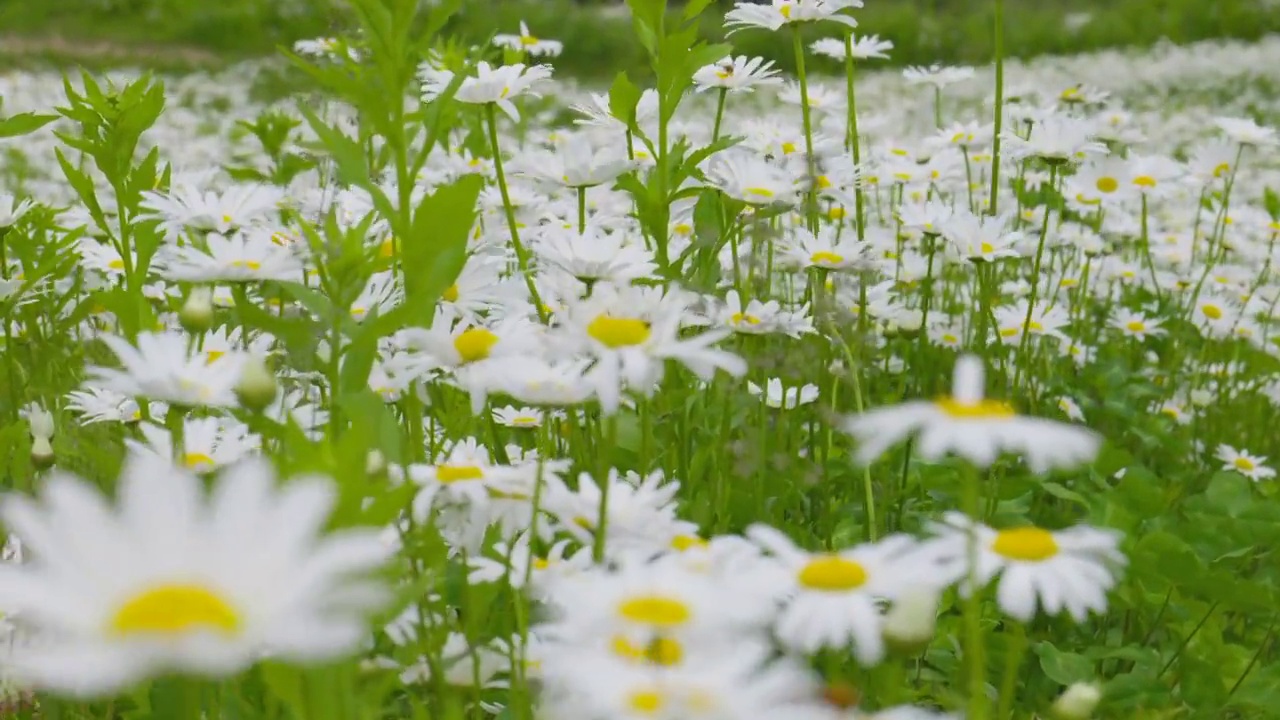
{"left": 883, "top": 586, "right": 939, "bottom": 655}
{"left": 366, "top": 450, "right": 387, "bottom": 477}
{"left": 179, "top": 287, "right": 216, "bottom": 333}
{"left": 235, "top": 355, "right": 279, "bottom": 412}
{"left": 1050, "top": 682, "right": 1101, "bottom": 720}
{"left": 30, "top": 436, "right": 55, "bottom": 469}
{"left": 22, "top": 403, "right": 54, "bottom": 441}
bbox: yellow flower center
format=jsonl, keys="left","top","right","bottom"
{"left": 520, "top": 35, "right": 539, "bottom": 46}
{"left": 588, "top": 316, "right": 651, "bottom": 348}
{"left": 746, "top": 186, "right": 776, "bottom": 199}
{"left": 816, "top": 175, "right": 832, "bottom": 189}
{"left": 629, "top": 690, "right": 665, "bottom": 714}
{"left": 618, "top": 595, "right": 691, "bottom": 627}
{"left": 221, "top": 214, "right": 234, "bottom": 225}
{"left": 230, "top": 260, "right": 263, "bottom": 271}
{"left": 991, "top": 527, "right": 1059, "bottom": 562}
{"left": 810, "top": 251, "right": 845, "bottom": 266}
{"left": 111, "top": 584, "right": 240, "bottom": 637}
{"left": 379, "top": 238, "right": 396, "bottom": 259}
{"left": 1201, "top": 304, "right": 1223, "bottom": 320}
{"left": 1132, "top": 175, "right": 1157, "bottom": 188}
{"left": 1096, "top": 177, "right": 1119, "bottom": 193}
{"left": 671, "top": 534, "right": 707, "bottom": 552}
{"left": 797, "top": 555, "right": 868, "bottom": 591}
{"left": 674, "top": 222, "right": 693, "bottom": 236}
{"left": 183, "top": 452, "right": 216, "bottom": 471}
{"left": 1234, "top": 456, "right": 1256, "bottom": 471}
{"left": 730, "top": 312, "right": 761, "bottom": 326}
{"left": 436, "top": 465, "right": 484, "bottom": 483}
{"left": 1213, "top": 162, "right": 1231, "bottom": 178}
{"left": 108, "top": 259, "right": 126, "bottom": 271}
{"left": 205, "top": 350, "right": 226, "bottom": 365}
{"left": 1126, "top": 320, "right": 1146, "bottom": 333}
{"left": 612, "top": 635, "right": 684, "bottom": 666}
{"left": 441, "top": 283, "right": 460, "bottom": 303}
{"left": 935, "top": 397, "right": 1016, "bottom": 419}
{"left": 828, "top": 206, "right": 846, "bottom": 220}
{"left": 979, "top": 241, "right": 995, "bottom": 255}
{"left": 454, "top": 327, "right": 498, "bottom": 363}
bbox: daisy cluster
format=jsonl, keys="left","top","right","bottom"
{"left": 0, "top": 0, "right": 1275, "bottom": 718}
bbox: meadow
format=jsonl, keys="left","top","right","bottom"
{"left": 0, "top": 0, "right": 1277, "bottom": 718}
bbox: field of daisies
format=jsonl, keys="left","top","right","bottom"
{"left": 0, "top": 0, "right": 1278, "bottom": 717}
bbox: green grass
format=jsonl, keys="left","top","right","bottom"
{"left": 2, "top": 0, "right": 1279, "bottom": 76}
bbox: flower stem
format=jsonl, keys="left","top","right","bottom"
{"left": 711, "top": 88, "right": 727, "bottom": 143}
{"left": 485, "top": 104, "right": 548, "bottom": 324}
{"left": 841, "top": 35, "right": 866, "bottom": 240}
{"left": 996, "top": 621, "right": 1028, "bottom": 719}
{"left": 962, "top": 463, "right": 989, "bottom": 720}
{"left": 792, "top": 27, "right": 819, "bottom": 234}
{"left": 988, "top": 0, "right": 1006, "bottom": 215}
{"left": 1013, "top": 163, "right": 1058, "bottom": 389}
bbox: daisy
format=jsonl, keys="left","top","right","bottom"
{"left": 398, "top": 437, "right": 535, "bottom": 521}
{"left": 841, "top": 354, "right": 1101, "bottom": 472}
{"left": 1057, "top": 397, "right": 1085, "bottom": 423}
{"left": 940, "top": 210, "right": 1023, "bottom": 264}
{"left": 746, "top": 524, "right": 929, "bottom": 663}
{"left": 65, "top": 389, "right": 164, "bottom": 425}
{"left": 86, "top": 331, "right": 245, "bottom": 408}
{"left": 534, "top": 225, "right": 656, "bottom": 284}
{"left": 780, "top": 227, "right": 872, "bottom": 272}
{"left": 1109, "top": 308, "right": 1166, "bottom": 340}
{"left": 724, "top": 0, "right": 859, "bottom": 33}
{"left": 1214, "top": 444, "right": 1276, "bottom": 481}
{"left": 0, "top": 194, "right": 33, "bottom": 229}
{"left": 155, "top": 231, "right": 304, "bottom": 283}
{"left": 0, "top": 452, "right": 389, "bottom": 696}
{"left": 562, "top": 284, "right": 747, "bottom": 413}
{"left": 491, "top": 405, "right": 545, "bottom": 429}
{"left": 811, "top": 34, "right": 894, "bottom": 61}
{"left": 903, "top": 64, "right": 975, "bottom": 89}
{"left": 492, "top": 21, "right": 563, "bottom": 58}
{"left": 422, "top": 62, "right": 553, "bottom": 123}
{"left": 128, "top": 417, "right": 260, "bottom": 473}
{"left": 1215, "top": 117, "right": 1277, "bottom": 147}
{"left": 544, "top": 470, "right": 699, "bottom": 558}
{"left": 705, "top": 151, "right": 802, "bottom": 207}
{"left": 748, "top": 379, "right": 819, "bottom": 409}
{"left": 1002, "top": 116, "right": 1108, "bottom": 164}
{"left": 692, "top": 56, "right": 783, "bottom": 93}
{"left": 925, "top": 512, "right": 1125, "bottom": 622}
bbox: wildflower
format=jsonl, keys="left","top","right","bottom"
{"left": 692, "top": 56, "right": 783, "bottom": 93}
{"left": 493, "top": 21, "right": 563, "bottom": 58}
{"left": 724, "top": 0, "right": 860, "bottom": 34}
{"left": 926, "top": 512, "right": 1126, "bottom": 622}
{"left": 811, "top": 34, "right": 894, "bottom": 61}
{"left": 1050, "top": 683, "right": 1103, "bottom": 720}
{"left": 841, "top": 354, "right": 1101, "bottom": 472}
{"left": 86, "top": 331, "right": 244, "bottom": 408}
{"left": 422, "top": 62, "right": 553, "bottom": 122}
{"left": 1214, "top": 444, "right": 1276, "bottom": 481}
{"left": 0, "top": 453, "right": 389, "bottom": 696}
{"left": 748, "top": 378, "right": 819, "bottom": 409}
{"left": 747, "top": 524, "right": 928, "bottom": 663}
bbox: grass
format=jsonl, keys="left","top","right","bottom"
{"left": 2, "top": 0, "right": 1280, "bottom": 76}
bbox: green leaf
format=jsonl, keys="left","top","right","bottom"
{"left": 1035, "top": 641, "right": 1094, "bottom": 685}
{"left": 1040, "top": 481, "right": 1089, "bottom": 506}
{"left": 260, "top": 662, "right": 309, "bottom": 720}
{"left": 403, "top": 174, "right": 484, "bottom": 323}
{"left": 1264, "top": 186, "right": 1280, "bottom": 220}
{"left": 0, "top": 112, "right": 57, "bottom": 139}
{"left": 608, "top": 71, "right": 643, "bottom": 132}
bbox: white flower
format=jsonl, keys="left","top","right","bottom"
{"left": 493, "top": 21, "right": 563, "bottom": 57}
{"left": 0, "top": 453, "right": 389, "bottom": 696}
{"left": 86, "top": 331, "right": 245, "bottom": 408}
{"left": 422, "top": 62, "right": 553, "bottom": 122}
{"left": 842, "top": 354, "right": 1101, "bottom": 472}
{"left": 925, "top": 512, "right": 1125, "bottom": 622}
{"left": 1214, "top": 444, "right": 1276, "bottom": 481}
{"left": 746, "top": 524, "right": 929, "bottom": 663}
{"left": 748, "top": 379, "right": 819, "bottom": 409}
{"left": 725, "top": 0, "right": 860, "bottom": 33}
{"left": 155, "top": 231, "right": 303, "bottom": 283}
{"left": 693, "top": 56, "right": 783, "bottom": 93}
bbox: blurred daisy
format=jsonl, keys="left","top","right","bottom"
{"left": 748, "top": 379, "right": 819, "bottom": 409}
{"left": 841, "top": 354, "right": 1101, "bottom": 472}
{"left": 493, "top": 21, "right": 563, "bottom": 58}
{"left": 926, "top": 512, "right": 1125, "bottom": 622}
{"left": 86, "top": 331, "right": 245, "bottom": 408}
{"left": 0, "top": 453, "right": 389, "bottom": 696}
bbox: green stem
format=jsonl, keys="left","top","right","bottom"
{"left": 842, "top": 36, "right": 866, "bottom": 239}
{"left": 711, "top": 88, "right": 727, "bottom": 143}
{"left": 1013, "top": 163, "right": 1058, "bottom": 389}
{"left": 988, "top": 0, "right": 1006, "bottom": 215}
{"left": 962, "top": 463, "right": 989, "bottom": 720}
{"left": 996, "top": 621, "right": 1028, "bottom": 719}
{"left": 485, "top": 104, "right": 548, "bottom": 324}
{"left": 577, "top": 186, "right": 588, "bottom": 234}
{"left": 166, "top": 405, "right": 187, "bottom": 466}
{"left": 792, "top": 27, "right": 819, "bottom": 234}
{"left": 592, "top": 415, "right": 618, "bottom": 563}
